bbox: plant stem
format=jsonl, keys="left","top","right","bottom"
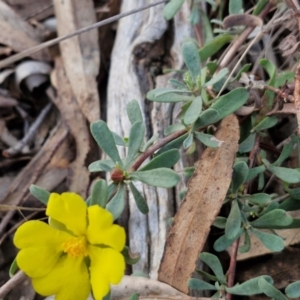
{"left": 129, "top": 129, "right": 187, "bottom": 171}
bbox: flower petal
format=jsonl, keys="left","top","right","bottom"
{"left": 88, "top": 245, "right": 125, "bottom": 300}
{"left": 86, "top": 205, "right": 125, "bottom": 251}
{"left": 14, "top": 221, "right": 71, "bottom": 278}
{"left": 32, "top": 255, "right": 90, "bottom": 300}
{"left": 46, "top": 193, "right": 87, "bottom": 236}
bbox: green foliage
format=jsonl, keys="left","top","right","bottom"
{"left": 229, "top": 0, "right": 243, "bottom": 14}
{"left": 130, "top": 168, "right": 180, "bottom": 188}
{"left": 106, "top": 184, "right": 125, "bottom": 220}
{"left": 90, "top": 179, "right": 108, "bottom": 208}
{"left": 182, "top": 41, "right": 201, "bottom": 82}
{"left": 231, "top": 161, "right": 249, "bottom": 193}
{"left": 163, "top": 0, "right": 185, "bottom": 20}
{"left": 285, "top": 281, "right": 300, "bottom": 298}
{"left": 129, "top": 182, "right": 149, "bottom": 214}
{"left": 188, "top": 278, "right": 217, "bottom": 290}
{"left": 30, "top": 184, "right": 50, "bottom": 205}
{"left": 251, "top": 228, "right": 285, "bottom": 252}
{"left": 225, "top": 200, "right": 241, "bottom": 240}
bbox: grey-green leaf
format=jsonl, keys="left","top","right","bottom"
{"left": 250, "top": 209, "right": 292, "bottom": 229}
{"left": 147, "top": 88, "right": 193, "bottom": 103}
{"left": 239, "top": 133, "right": 256, "bottom": 153}
{"left": 195, "top": 108, "right": 221, "bottom": 128}
{"left": 182, "top": 41, "right": 201, "bottom": 82}
{"left": 285, "top": 281, "right": 300, "bottom": 298}
{"left": 29, "top": 184, "right": 50, "bottom": 205}
{"left": 130, "top": 168, "right": 180, "bottom": 188}
{"left": 229, "top": 0, "right": 243, "bottom": 14}
{"left": 194, "top": 132, "right": 222, "bottom": 148}
{"left": 184, "top": 96, "right": 202, "bottom": 125}
{"left": 200, "top": 252, "right": 226, "bottom": 284}
{"left": 258, "top": 277, "right": 287, "bottom": 300}
{"left": 124, "top": 121, "right": 145, "bottom": 169}
{"left": 242, "top": 193, "right": 271, "bottom": 205}
{"left": 246, "top": 165, "right": 266, "bottom": 181}
{"left": 129, "top": 182, "right": 149, "bottom": 214}
{"left": 90, "top": 179, "right": 108, "bottom": 208}
{"left": 91, "top": 120, "right": 122, "bottom": 166}
{"left": 214, "top": 228, "right": 244, "bottom": 252}
{"left": 213, "top": 216, "right": 227, "bottom": 229}
{"left": 273, "top": 135, "right": 298, "bottom": 166}
{"left": 225, "top": 200, "right": 241, "bottom": 240}
{"left": 88, "top": 159, "right": 115, "bottom": 172}
{"left": 106, "top": 184, "right": 125, "bottom": 220}
{"left": 268, "top": 165, "right": 300, "bottom": 183}
{"left": 157, "top": 133, "right": 188, "bottom": 155}
{"left": 139, "top": 149, "right": 180, "bottom": 171}
{"left": 226, "top": 276, "right": 273, "bottom": 295}
{"left": 252, "top": 116, "right": 278, "bottom": 132}
{"left": 183, "top": 133, "right": 194, "bottom": 149}
{"left": 251, "top": 228, "right": 285, "bottom": 252}
{"left": 127, "top": 99, "right": 143, "bottom": 125}
{"left": 203, "top": 68, "right": 229, "bottom": 87}
{"left": 210, "top": 88, "right": 249, "bottom": 118}
{"left": 232, "top": 161, "right": 249, "bottom": 193}
{"left": 163, "top": 0, "right": 184, "bottom": 20}
{"left": 188, "top": 278, "right": 217, "bottom": 291}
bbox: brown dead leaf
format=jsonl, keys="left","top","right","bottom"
{"left": 0, "top": 1, "right": 50, "bottom": 61}
{"left": 158, "top": 114, "right": 240, "bottom": 294}
{"left": 223, "top": 14, "right": 263, "bottom": 29}
{"left": 53, "top": 0, "right": 100, "bottom": 123}
{"left": 50, "top": 57, "right": 91, "bottom": 198}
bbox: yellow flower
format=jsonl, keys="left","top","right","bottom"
{"left": 14, "top": 193, "right": 126, "bottom": 300}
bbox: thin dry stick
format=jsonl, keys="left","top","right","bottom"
{"left": 219, "top": 2, "right": 273, "bottom": 69}
{"left": 0, "top": 0, "right": 167, "bottom": 69}
{"left": 0, "top": 271, "right": 26, "bottom": 299}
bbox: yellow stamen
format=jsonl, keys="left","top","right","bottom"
{"left": 62, "top": 236, "right": 88, "bottom": 258}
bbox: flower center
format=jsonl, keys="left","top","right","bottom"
{"left": 62, "top": 236, "right": 88, "bottom": 258}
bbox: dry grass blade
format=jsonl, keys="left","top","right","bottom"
{"left": 158, "top": 114, "right": 240, "bottom": 293}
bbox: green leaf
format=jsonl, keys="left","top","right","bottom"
{"left": 124, "top": 121, "right": 145, "bottom": 169}
{"left": 189, "top": 5, "right": 200, "bottom": 25}
{"left": 90, "top": 179, "right": 108, "bottom": 208}
{"left": 242, "top": 193, "right": 271, "bottom": 205}
{"left": 200, "top": 252, "right": 226, "bottom": 284}
{"left": 183, "top": 133, "right": 194, "bottom": 149}
{"left": 147, "top": 88, "right": 193, "bottom": 103}
{"left": 129, "top": 293, "right": 140, "bottom": 300}
{"left": 259, "top": 59, "right": 276, "bottom": 107}
{"left": 29, "top": 185, "right": 50, "bottom": 205}
{"left": 239, "top": 230, "right": 251, "bottom": 253}
{"left": 169, "top": 78, "right": 188, "bottom": 90}
{"left": 253, "top": 0, "right": 268, "bottom": 15}
{"left": 203, "top": 68, "right": 229, "bottom": 87}
{"left": 250, "top": 209, "right": 293, "bottom": 229}
{"left": 246, "top": 165, "right": 266, "bottom": 181}
{"left": 285, "top": 281, "right": 300, "bottom": 298}
{"left": 121, "top": 246, "right": 141, "bottom": 265}
{"left": 199, "top": 34, "right": 234, "bottom": 61}
{"left": 225, "top": 200, "right": 241, "bottom": 240}
{"left": 139, "top": 149, "right": 180, "bottom": 171}
{"left": 251, "top": 228, "right": 285, "bottom": 252}
{"left": 194, "top": 132, "right": 222, "bottom": 148}
{"left": 289, "top": 188, "right": 300, "bottom": 200}
{"left": 127, "top": 99, "right": 143, "bottom": 125}
{"left": 157, "top": 133, "right": 188, "bottom": 155}
{"left": 196, "top": 269, "right": 218, "bottom": 282}
{"left": 184, "top": 96, "right": 202, "bottom": 125}
{"left": 188, "top": 278, "right": 217, "bottom": 291}
{"left": 112, "top": 131, "right": 126, "bottom": 146}
{"left": 164, "top": 123, "right": 186, "bottom": 136}
{"left": 268, "top": 165, "right": 300, "bottom": 183}
{"left": 213, "top": 216, "right": 227, "bottom": 229}
{"left": 232, "top": 161, "right": 249, "bottom": 193}
{"left": 214, "top": 228, "right": 244, "bottom": 252}
{"left": 91, "top": 120, "right": 122, "bottom": 166}
{"left": 130, "top": 168, "right": 180, "bottom": 188}
{"left": 88, "top": 159, "right": 115, "bottom": 172}
{"left": 229, "top": 0, "right": 243, "bottom": 14}
{"left": 239, "top": 133, "right": 256, "bottom": 153}
{"left": 163, "top": 0, "right": 185, "bottom": 20}
{"left": 195, "top": 109, "right": 221, "bottom": 128}
{"left": 140, "top": 133, "right": 159, "bottom": 152}
{"left": 258, "top": 277, "right": 287, "bottom": 300}
{"left": 129, "top": 182, "right": 149, "bottom": 214}
{"left": 209, "top": 88, "right": 249, "bottom": 119}
{"left": 225, "top": 276, "right": 273, "bottom": 295}
{"left": 9, "top": 258, "right": 19, "bottom": 277}
{"left": 182, "top": 41, "right": 201, "bottom": 82}
{"left": 278, "top": 198, "right": 300, "bottom": 211}
{"left": 252, "top": 116, "right": 278, "bottom": 132}
{"left": 103, "top": 291, "right": 111, "bottom": 300}
{"left": 106, "top": 184, "right": 125, "bottom": 220}
{"left": 273, "top": 135, "right": 298, "bottom": 166}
